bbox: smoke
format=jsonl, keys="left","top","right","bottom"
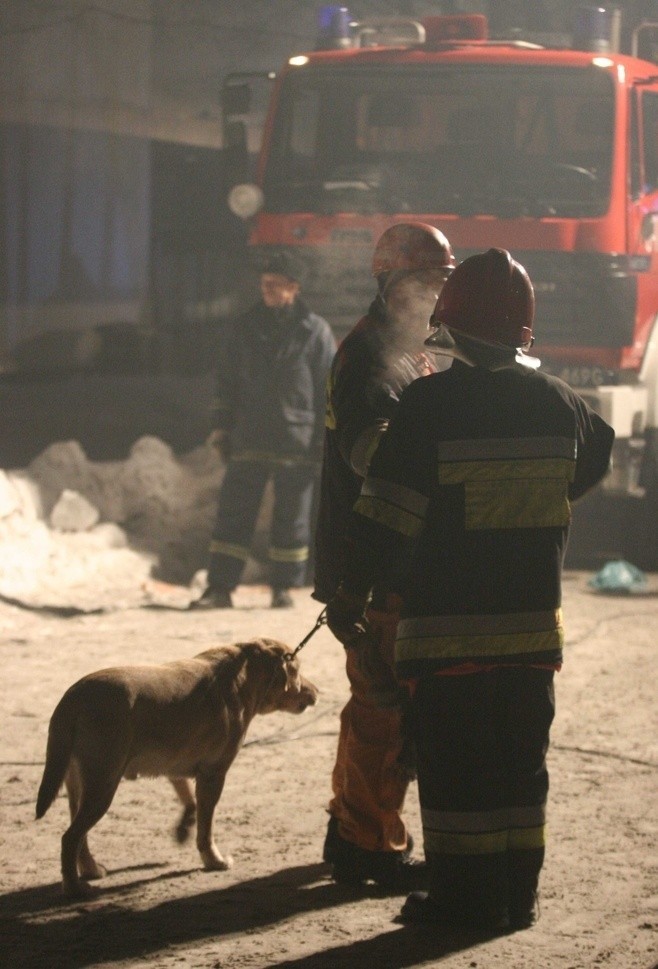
{"left": 376, "top": 276, "right": 448, "bottom": 399}
{"left": 386, "top": 275, "right": 438, "bottom": 342}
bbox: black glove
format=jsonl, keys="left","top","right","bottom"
{"left": 326, "top": 587, "right": 369, "bottom": 649}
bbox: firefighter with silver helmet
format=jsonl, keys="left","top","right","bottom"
{"left": 313, "top": 222, "right": 455, "bottom": 888}
{"left": 327, "top": 248, "right": 614, "bottom": 929}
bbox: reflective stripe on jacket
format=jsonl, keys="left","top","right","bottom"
{"left": 313, "top": 298, "right": 435, "bottom": 603}
{"left": 343, "top": 360, "right": 615, "bottom": 675}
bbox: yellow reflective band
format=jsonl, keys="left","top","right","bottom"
{"left": 350, "top": 424, "right": 387, "bottom": 477}
{"left": 398, "top": 609, "right": 562, "bottom": 639}
{"left": 209, "top": 540, "right": 250, "bottom": 561}
{"left": 438, "top": 457, "right": 576, "bottom": 484}
{"left": 509, "top": 825, "right": 546, "bottom": 850}
{"left": 424, "top": 829, "right": 508, "bottom": 855}
{"left": 464, "top": 477, "right": 571, "bottom": 529}
{"left": 437, "top": 452, "right": 575, "bottom": 530}
{"left": 354, "top": 495, "right": 424, "bottom": 538}
{"left": 422, "top": 804, "right": 546, "bottom": 832}
{"left": 437, "top": 436, "right": 576, "bottom": 463}
{"left": 364, "top": 431, "right": 384, "bottom": 468}
{"left": 399, "top": 610, "right": 562, "bottom": 639}
{"left": 269, "top": 545, "right": 309, "bottom": 563}
{"left": 361, "top": 476, "right": 429, "bottom": 516}
{"left": 424, "top": 826, "right": 546, "bottom": 855}
{"left": 396, "top": 611, "right": 563, "bottom": 662}
{"left": 395, "top": 629, "right": 563, "bottom": 663}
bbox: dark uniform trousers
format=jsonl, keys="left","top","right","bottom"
{"left": 208, "top": 457, "right": 316, "bottom": 592}
{"left": 411, "top": 666, "right": 555, "bottom": 920}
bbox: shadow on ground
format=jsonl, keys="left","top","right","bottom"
{"left": 1, "top": 862, "right": 496, "bottom": 969}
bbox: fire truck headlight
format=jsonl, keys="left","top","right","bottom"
{"left": 228, "top": 183, "right": 265, "bottom": 219}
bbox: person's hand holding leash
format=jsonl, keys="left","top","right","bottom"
{"left": 326, "top": 586, "right": 369, "bottom": 649}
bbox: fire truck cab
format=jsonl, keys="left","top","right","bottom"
{"left": 226, "top": 5, "right": 658, "bottom": 567}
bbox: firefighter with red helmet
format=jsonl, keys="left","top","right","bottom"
{"left": 328, "top": 249, "right": 614, "bottom": 927}
{"left": 313, "top": 222, "right": 455, "bottom": 887}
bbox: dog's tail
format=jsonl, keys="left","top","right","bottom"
{"left": 36, "top": 695, "right": 75, "bottom": 819}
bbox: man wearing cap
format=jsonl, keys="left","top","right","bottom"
{"left": 194, "top": 251, "right": 336, "bottom": 609}
{"left": 314, "top": 222, "right": 455, "bottom": 888}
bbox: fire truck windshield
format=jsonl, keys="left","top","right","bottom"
{"left": 264, "top": 65, "right": 614, "bottom": 219}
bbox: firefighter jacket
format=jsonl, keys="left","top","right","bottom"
{"left": 313, "top": 296, "right": 436, "bottom": 603}
{"left": 341, "top": 360, "right": 615, "bottom": 675}
{"left": 213, "top": 297, "right": 336, "bottom": 462}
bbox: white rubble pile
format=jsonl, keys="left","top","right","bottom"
{"left": 0, "top": 436, "right": 227, "bottom": 610}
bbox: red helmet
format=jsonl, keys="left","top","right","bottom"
{"left": 372, "top": 223, "right": 455, "bottom": 277}
{"left": 431, "top": 248, "right": 534, "bottom": 348}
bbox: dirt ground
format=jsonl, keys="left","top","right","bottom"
{"left": 1, "top": 576, "right": 656, "bottom": 969}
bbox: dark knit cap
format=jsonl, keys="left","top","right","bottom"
{"left": 255, "top": 250, "right": 306, "bottom": 284}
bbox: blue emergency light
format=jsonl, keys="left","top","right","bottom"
{"left": 315, "top": 5, "right": 352, "bottom": 50}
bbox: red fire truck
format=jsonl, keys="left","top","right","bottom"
{"left": 225, "top": 5, "right": 658, "bottom": 567}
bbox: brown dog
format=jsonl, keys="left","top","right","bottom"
{"left": 36, "top": 638, "right": 319, "bottom": 897}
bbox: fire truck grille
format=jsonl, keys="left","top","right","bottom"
{"left": 456, "top": 249, "right": 637, "bottom": 349}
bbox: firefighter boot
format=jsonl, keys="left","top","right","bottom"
{"left": 507, "top": 847, "right": 543, "bottom": 929}
{"left": 398, "top": 854, "right": 510, "bottom": 932}
{"left": 329, "top": 823, "right": 425, "bottom": 892}
{"left": 271, "top": 588, "right": 294, "bottom": 608}
{"left": 191, "top": 587, "right": 233, "bottom": 609}
{"left": 323, "top": 814, "right": 416, "bottom": 864}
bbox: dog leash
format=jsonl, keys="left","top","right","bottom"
{"left": 287, "top": 607, "right": 327, "bottom": 660}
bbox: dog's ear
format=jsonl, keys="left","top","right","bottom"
{"left": 265, "top": 651, "right": 299, "bottom": 695}
{"left": 247, "top": 641, "right": 301, "bottom": 705}
{"left": 284, "top": 657, "right": 304, "bottom": 693}
{"left": 251, "top": 642, "right": 289, "bottom": 691}
{"left": 272, "top": 655, "right": 294, "bottom": 692}
{"left": 259, "top": 641, "right": 298, "bottom": 692}
{"left": 282, "top": 658, "right": 294, "bottom": 692}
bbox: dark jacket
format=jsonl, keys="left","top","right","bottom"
{"left": 214, "top": 298, "right": 336, "bottom": 461}
{"left": 313, "top": 297, "right": 436, "bottom": 602}
{"left": 342, "top": 360, "right": 615, "bottom": 673}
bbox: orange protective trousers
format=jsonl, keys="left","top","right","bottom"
{"left": 328, "top": 602, "right": 411, "bottom": 853}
